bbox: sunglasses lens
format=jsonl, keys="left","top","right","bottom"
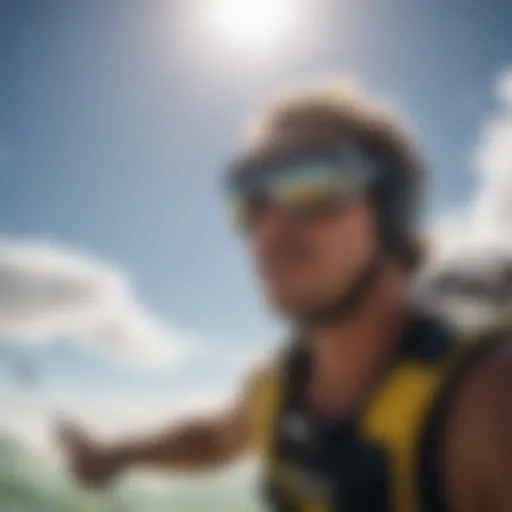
{"left": 272, "top": 167, "right": 345, "bottom": 216}
{"left": 226, "top": 153, "right": 374, "bottom": 233}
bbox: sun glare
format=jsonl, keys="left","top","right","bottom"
{"left": 205, "top": 0, "right": 297, "bottom": 53}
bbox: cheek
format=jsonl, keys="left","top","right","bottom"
{"left": 311, "top": 204, "right": 377, "bottom": 271}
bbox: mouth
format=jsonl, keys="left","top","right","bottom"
{"left": 261, "top": 244, "right": 312, "bottom": 282}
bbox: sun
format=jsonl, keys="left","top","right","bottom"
{"left": 205, "top": 0, "right": 297, "bottom": 53}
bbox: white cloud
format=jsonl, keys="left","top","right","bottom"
{"left": 0, "top": 237, "right": 191, "bottom": 367}
{"left": 419, "top": 66, "right": 512, "bottom": 328}
{"left": 470, "top": 70, "right": 512, "bottom": 242}
{"left": 433, "top": 67, "right": 512, "bottom": 254}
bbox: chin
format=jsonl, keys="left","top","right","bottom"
{"left": 266, "top": 288, "right": 318, "bottom": 319}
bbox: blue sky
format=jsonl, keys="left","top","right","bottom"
{"left": 0, "top": 0, "right": 511, "bottom": 407}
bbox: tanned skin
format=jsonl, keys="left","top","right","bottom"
{"left": 445, "top": 345, "right": 512, "bottom": 512}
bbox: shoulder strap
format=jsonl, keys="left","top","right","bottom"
{"left": 248, "top": 337, "right": 309, "bottom": 456}
{"left": 398, "top": 309, "right": 455, "bottom": 363}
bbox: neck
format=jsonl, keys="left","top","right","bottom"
{"left": 306, "top": 264, "right": 407, "bottom": 417}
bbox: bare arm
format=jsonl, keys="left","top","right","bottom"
{"left": 109, "top": 396, "right": 251, "bottom": 472}
{"left": 445, "top": 341, "right": 512, "bottom": 512}
{"left": 60, "top": 362, "right": 270, "bottom": 487}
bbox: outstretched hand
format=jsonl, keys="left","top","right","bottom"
{"left": 57, "top": 421, "right": 124, "bottom": 489}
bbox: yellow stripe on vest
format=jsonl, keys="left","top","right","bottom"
{"left": 361, "top": 362, "right": 443, "bottom": 512}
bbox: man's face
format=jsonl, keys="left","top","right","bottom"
{"left": 242, "top": 121, "right": 380, "bottom": 318}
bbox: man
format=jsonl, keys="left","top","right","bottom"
{"left": 60, "top": 82, "right": 512, "bottom": 512}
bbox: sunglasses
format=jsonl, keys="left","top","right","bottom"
{"left": 224, "top": 144, "right": 377, "bottom": 233}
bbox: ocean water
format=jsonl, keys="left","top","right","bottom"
{"left": 0, "top": 434, "right": 264, "bottom": 512}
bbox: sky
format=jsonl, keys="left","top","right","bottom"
{"left": 0, "top": 0, "right": 511, "bottom": 441}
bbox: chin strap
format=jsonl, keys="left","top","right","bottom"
{"left": 296, "top": 168, "right": 414, "bottom": 330}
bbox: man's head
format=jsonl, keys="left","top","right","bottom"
{"left": 225, "top": 81, "right": 425, "bottom": 323}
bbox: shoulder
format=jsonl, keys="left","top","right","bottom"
{"left": 448, "top": 322, "right": 512, "bottom": 406}
{"left": 418, "top": 322, "right": 512, "bottom": 511}
{"left": 443, "top": 327, "right": 512, "bottom": 509}
{"left": 446, "top": 328, "right": 512, "bottom": 437}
